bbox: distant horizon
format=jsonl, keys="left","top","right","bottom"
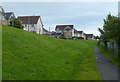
{"left": 2, "top": 2, "right": 118, "bottom": 36}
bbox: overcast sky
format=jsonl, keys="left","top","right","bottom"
{"left": 2, "top": 2, "right": 118, "bottom": 36}
{"left": 1, "top": 0, "right": 119, "bottom": 2}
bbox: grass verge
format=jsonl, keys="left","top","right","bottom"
{"left": 98, "top": 45, "right": 120, "bottom": 68}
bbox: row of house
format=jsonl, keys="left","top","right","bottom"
{"left": 52, "top": 25, "right": 94, "bottom": 40}
{"left": 0, "top": 6, "right": 94, "bottom": 40}
{"left": 0, "top": 6, "right": 50, "bottom": 35}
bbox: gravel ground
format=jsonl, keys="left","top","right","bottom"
{"left": 94, "top": 46, "right": 120, "bottom": 81}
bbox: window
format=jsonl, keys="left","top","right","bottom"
{"left": 64, "top": 27, "right": 72, "bottom": 32}
{"left": 31, "top": 24, "right": 34, "bottom": 27}
{"left": 2, "top": 16, "right": 5, "bottom": 20}
{"left": 25, "top": 24, "right": 27, "bottom": 27}
{"left": 65, "top": 29, "right": 71, "bottom": 32}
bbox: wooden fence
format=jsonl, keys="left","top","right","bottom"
{"left": 100, "top": 42, "right": 118, "bottom": 56}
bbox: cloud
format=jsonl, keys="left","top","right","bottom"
{"left": 2, "top": 2, "right": 118, "bottom": 36}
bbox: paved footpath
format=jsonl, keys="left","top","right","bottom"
{"left": 94, "top": 46, "right": 119, "bottom": 80}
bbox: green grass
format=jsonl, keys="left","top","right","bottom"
{"left": 98, "top": 46, "right": 120, "bottom": 68}
{"left": 2, "top": 25, "right": 101, "bottom": 80}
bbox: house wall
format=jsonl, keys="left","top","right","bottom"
{"left": 1, "top": 15, "right": 8, "bottom": 25}
{"left": 86, "top": 35, "right": 94, "bottom": 40}
{"left": 9, "top": 13, "right": 15, "bottom": 20}
{"left": 56, "top": 28, "right": 63, "bottom": 33}
{"left": 83, "top": 34, "right": 86, "bottom": 39}
{"left": 23, "top": 24, "right": 36, "bottom": 33}
{"left": 74, "top": 33, "right": 78, "bottom": 37}
{"left": 1, "top": 20, "right": 8, "bottom": 25}
{"left": 36, "top": 18, "right": 43, "bottom": 34}
{"left": 8, "top": 13, "right": 16, "bottom": 25}
{"left": 77, "top": 33, "right": 80, "bottom": 37}
{"left": 0, "top": 7, "right": 8, "bottom": 25}
{"left": 42, "top": 31, "right": 47, "bottom": 35}
{"left": 77, "top": 32, "right": 86, "bottom": 39}
{"left": 42, "top": 30, "right": 50, "bottom": 35}
{"left": 77, "top": 33, "right": 81, "bottom": 37}
{"left": 64, "top": 26, "right": 73, "bottom": 38}
{"left": 23, "top": 18, "right": 43, "bottom": 34}
{"left": 82, "top": 33, "right": 86, "bottom": 39}
{"left": 72, "top": 29, "right": 75, "bottom": 37}
{"left": 55, "top": 26, "right": 75, "bottom": 38}
{"left": 64, "top": 32, "right": 72, "bottom": 38}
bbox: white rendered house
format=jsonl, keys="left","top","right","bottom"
{"left": 18, "top": 16, "right": 43, "bottom": 34}
{"left": 77, "top": 31, "right": 86, "bottom": 39}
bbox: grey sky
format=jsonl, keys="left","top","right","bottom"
{"left": 2, "top": 0, "right": 119, "bottom": 2}
{"left": 2, "top": 2, "right": 118, "bottom": 36}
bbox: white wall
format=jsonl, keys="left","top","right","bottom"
{"left": 23, "top": 24, "right": 36, "bottom": 32}
{"left": 56, "top": 29, "right": 62, "bottom": 33}
{"left": 23, "top": 17, "right": 43, "bottom": 34}
{"left": 72, "top": 29, "right": 75, "bottom": 37}
{"left": 77, "top": 32, "right": 84, "bottom": 37}
{"left": 36, "top": 18, "right": 43, "bottom": 34}
{"left": 74, "top": 33, "right": 78, "bottom": 37}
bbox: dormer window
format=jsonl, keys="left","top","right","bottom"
{"left": 64, "top": 26, "right": 72, "bottom": 32}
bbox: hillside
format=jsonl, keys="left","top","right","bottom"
{"left": 2, "top": 25, "right": 101, "bottom": 80}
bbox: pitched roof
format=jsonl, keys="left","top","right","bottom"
{"left": 85, "top": 34, "right": 94, "bottom": 37}
{"left": 74, "top": 29, "right": 78, "bottom": 33}
{"left": 77, "top": 31, "right": 83, "bottom": 34}
{"left": 0, "top": 6, "right": 5, "bottom": 13}
{"left": 5, "top": 12, "right": 15, "bottom": 20}
{"left": 43, "top": 28, "right": 49, "bottom": 32}
{"left": 55, "top": 25, "right": 74, "bottom": 30}
{"left": 86, "top": 34, "right": 93, "bottom": 35}
{"left": 17, "top": 16, "right": 40, "bottom": 24}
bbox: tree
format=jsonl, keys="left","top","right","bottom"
{"left": 98, "top": 14, "right": 119, "bottom": 43}
{"left": 10, "top": 19, "right": 24, "bottom": 29}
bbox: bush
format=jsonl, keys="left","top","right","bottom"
{"left": 10, "top": 19, "right": 24, "bottom": 29}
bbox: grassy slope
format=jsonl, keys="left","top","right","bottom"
{"left": 2, "top": 25, "right": 101, "bottom": 80}
{"left": 98, "top": 46, "right": 120, "bottom": 68}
